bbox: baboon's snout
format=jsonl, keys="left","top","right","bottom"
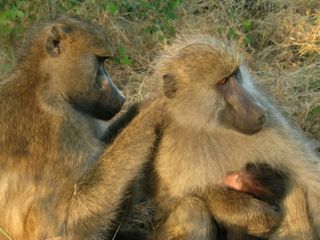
{"left": 244, "top": 101, "right": 267, "bottom": 133}
{"left": 221, "top": 77, "right": 267, "bottom": 134}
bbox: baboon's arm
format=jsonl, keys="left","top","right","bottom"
{"left": 204, "top": 187, "right": 282, "bottom": 238}
{"left": 67, "top": 100, "right": 162, "bottom": 238}
{"left": 271, "top": 185, "right": 316, "bottom": 240}
{"left": 150, "top": 196, "right": 216, "bottom": 240}
{"left": 102, "top": 103, "right": 141, "bottom": 144}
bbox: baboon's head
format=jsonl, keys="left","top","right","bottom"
{"left": 154, "top": 36, "right": 267, "bottom": 134}
{"left": 21, "top": 16, "right": 125, "bottom": 120}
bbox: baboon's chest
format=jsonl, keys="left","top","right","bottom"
{"left": 155, "top": 127, "right": 272, "bottom": 198}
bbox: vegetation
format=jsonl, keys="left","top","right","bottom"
{"left": 1, "top": 0, "right": 319, "bottom": 141}
{"left": 0, "top": 0, "right": 319, "bottom": 233}
{"left": 0, "top": 0, "right": 319, "bottom": 132}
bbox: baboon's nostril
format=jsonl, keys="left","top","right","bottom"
{"left": 258, "top": 114, "right": 267, "bottom": 125}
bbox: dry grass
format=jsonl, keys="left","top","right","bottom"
{"left": 1, "top": 0, "right": 318, "bottom": 143}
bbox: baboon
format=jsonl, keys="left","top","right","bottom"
{"left": 145, "top": 35, "right": 320, "bottom": 239}
{"left": 0, "top": 16, "right": 163, "bottom": 240}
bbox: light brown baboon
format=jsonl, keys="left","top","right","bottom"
{"left": 145, "top": 35, "right": 320, "bottom": 240}
{"left": 0, "top": 16, "right": 163, "bottom": 240}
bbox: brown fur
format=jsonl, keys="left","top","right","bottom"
{"left": 146, "top": 35, "right": 320, "bottom": 240}
{"left": 0, "top": 16, "right": 162, "bottom": 240}
{"left": 150, "top": 197, "right": 215, "bottom": 240}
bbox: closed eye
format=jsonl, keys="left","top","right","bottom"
{"left": 217, "top": 68, "right": 241, "bottom": 85}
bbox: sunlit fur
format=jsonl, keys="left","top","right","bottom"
{"left": 0, "top": 16, "right": 161, "bottom": 240}
{"left": 151, "top": 35, "right": 241, "bottom": 132}
{"left": 149, "top": 35, "right": 320, "bottom": 239}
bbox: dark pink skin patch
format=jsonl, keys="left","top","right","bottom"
{"left": 224, "top": 172, "right": 273, "bottom": 198}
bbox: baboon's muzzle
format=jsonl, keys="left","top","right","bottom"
{"left": 70, "top": 64, "right": 126, "bottom": 121}
{"left": 95, "top": 63, "right": 126, "bottom": 119}
{"left": 220, "top": 77, "right": 267, "bottom": 134}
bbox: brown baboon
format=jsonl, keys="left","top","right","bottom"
{"left": 146, "top": 35, "right": 320, "bottom": 240}
{"left": 0, "top": 16, "right": 163, "bottom": 240}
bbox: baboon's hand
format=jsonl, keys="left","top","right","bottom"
{"left": 150, "top": 196, "right": 216, "bottom": 240}
{"left": 103, "top": 98, "right": 164, "bottom": 143}
{"left": 205, "top": 187, "right": 282, "bottom": 237}
{"left": 241, "top": 197, "right": 282, "bottom": 237}
{"left": 133, "top": 98, "right": 154, "bottom": 112}
{"left": 122, "top": 100, "right": 153, "bottom": 118}
{"left": 137, "top": 98, "right": 165, "bottom": 129}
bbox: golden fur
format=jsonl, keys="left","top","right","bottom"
{"left": 0, "top": 16, "right": 162, "bottom": 240}
{"left": 147, "top": 35, "right": 320, "bottom": 239}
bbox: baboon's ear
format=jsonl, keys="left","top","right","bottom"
{"left": 163, "top": 74, "right": 176, "bottom": 99}
{"left": 45, "top": 24, "right": 67, "bottom": 57}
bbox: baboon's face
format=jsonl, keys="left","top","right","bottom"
{"left": 161, "top": 43, "right": 266, "bottom": 134}
{"left": 216, "top": 67, "right": 267, "bottom": 134}
{"left": 40, "top": 17, "right": 125, "bottom": 120}
{"left": 66, "top": 54, "right": 126, "bottom": 121}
